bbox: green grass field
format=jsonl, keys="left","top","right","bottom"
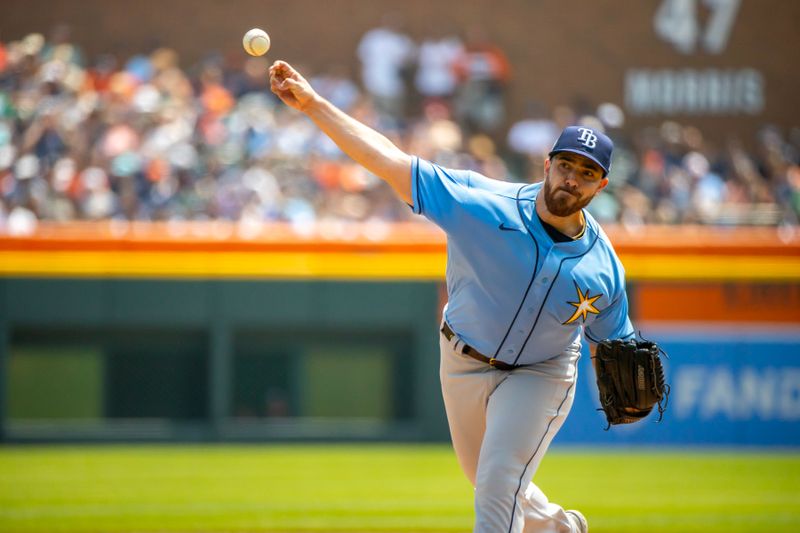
{"left": 1, "top": 445, "right": 798, "bottom": 532}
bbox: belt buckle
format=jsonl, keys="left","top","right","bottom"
{"left": 489, "top": 358, "right": 497, "bottom": 367}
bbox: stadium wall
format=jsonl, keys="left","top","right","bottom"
{"left": 1, "top": 223, "right": 799, "bottom": 446}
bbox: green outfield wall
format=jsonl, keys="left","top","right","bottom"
{"left": 0, "top": 278, "right": 446, "bottom": 442}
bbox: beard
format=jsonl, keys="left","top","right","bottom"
{"left": 543, "top": 176, "right": 593, "bottom": 217}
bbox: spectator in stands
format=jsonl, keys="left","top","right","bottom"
{"left": 356, "top": 15, "right": 415, "bottom": 121}
{"left": 506, "top": 101, "right": 559, "bottom": 182}
{"left": 452, "top": 26, "right": 511, "bottom": 138}
{"left": 414, "top": 28, "right": 463, "bottom": 109}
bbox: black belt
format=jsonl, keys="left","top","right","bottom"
{"left": 441, "top": 322, "right": 521, "bottom": 371}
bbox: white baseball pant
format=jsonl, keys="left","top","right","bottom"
{"left": 439, "top": 324, "right": 582, "bottom": 533}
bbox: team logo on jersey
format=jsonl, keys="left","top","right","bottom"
{"left": 577, "top": 128, "right": 598, "bottom": 148}
{"left": 562, "top": 281, "right": 602, "bottom": 325}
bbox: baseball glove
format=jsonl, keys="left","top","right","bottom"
{"left": 593, "top": 337, "right": 670, "bottom": 429}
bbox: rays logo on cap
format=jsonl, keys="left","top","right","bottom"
{"left": 549, "top": 125, "right": 614, "bottom": 175}
{"left": 577, "top": 128, "right": 598, "bottom": 149}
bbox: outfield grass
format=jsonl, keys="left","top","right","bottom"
{"left": 0, "top": 445, "right": 798, "bottom": 532}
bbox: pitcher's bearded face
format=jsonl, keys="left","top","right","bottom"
{"left": 543, "top": 177, "right": 595, "bottom": 216}
{"left": 543, "top": 154, "right": 608, "bottom": 217}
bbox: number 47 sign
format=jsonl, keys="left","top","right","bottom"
{"left": 654, "top": 0, "right": 742, "bottom": 54}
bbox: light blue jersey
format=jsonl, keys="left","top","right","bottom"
{"left": 411, "top": 156, "right": 634, "bottom": 366}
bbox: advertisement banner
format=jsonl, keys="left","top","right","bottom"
{"left": 556, "top": 327, "right": 800, "bottom": 446}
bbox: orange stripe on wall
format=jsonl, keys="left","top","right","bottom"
{"left": 635, "top": 283, "right": 800, "bottom": 323}
{"left": 2, "top": 222, "right": 800, "bottom": 281}
{"left": 2, "top": 222, "right": 799, "bottom": 255}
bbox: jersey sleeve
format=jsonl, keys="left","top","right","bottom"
{"left": 584, "top": 287, "right": 635, "bottom": 343}
{"left": 410, "top": 156, "right": 484, "bottom": 230}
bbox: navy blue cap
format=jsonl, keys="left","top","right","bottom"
{"left": 548, "top": 126, "right": 614, "bottom": 176}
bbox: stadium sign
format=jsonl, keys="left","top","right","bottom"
{"left": 625, "top": 68, "right": 763, "bottom": 115}
{"left": 624, "top": 0, "right": 765, "bottom": 117}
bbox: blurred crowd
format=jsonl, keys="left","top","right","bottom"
{"left": 0, "top": 23, "right": 798, "bottom": 236}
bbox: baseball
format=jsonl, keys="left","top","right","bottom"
{"left": 242, "top": 28, "right": 270, "bottom": 56}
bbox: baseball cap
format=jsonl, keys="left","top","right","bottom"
{"left": 548, "top": 126, "right": 613, "bottom": 176}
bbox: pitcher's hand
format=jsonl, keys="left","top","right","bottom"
{"left": 269, "top": 61, "right": 316, "bottom": 111}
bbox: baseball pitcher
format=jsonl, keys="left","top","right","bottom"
{"left": 269, "top": 60, "right": 667, "bottom": 533}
